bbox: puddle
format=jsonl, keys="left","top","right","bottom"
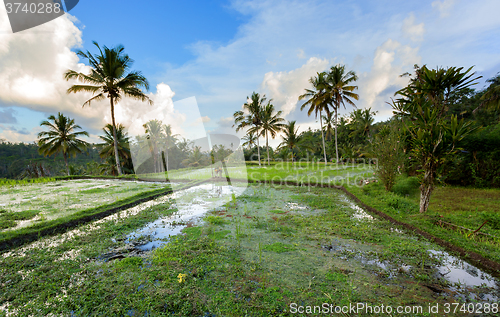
{"left": 126, "top": 184, "right": 246, "bottom": 251}
{"left": 429, "top": 250, "right": 498, "bottom": 289}
{"left": 338, "top": 194, "right": 374, "bottom": 220}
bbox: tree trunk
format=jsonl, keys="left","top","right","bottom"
{"left": 63, "top": 152, "right": 69, "bottom": 176}
{"left": 419, "top": 172, "right": 434, "bottom": 213}
{"left": 266, "top": 130, "right": 270, "bottom": 166}
{"left": 166, "top": 139, "right": 169, "bottom": 172}
{"left": 319, "top": 110, "right": 327, "bottom": 165}
{"left": 256, "top": 131, "right": 261, "bottom": 167}
{"left": 110, "top": 97, "right": 123, "bottom": 175}
{"left": 335, "top": 108, "right": 339, "bottom": 164}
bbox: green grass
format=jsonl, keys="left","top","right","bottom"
{"left": 348, "top": 179, "right": 500, "bottom": 264}
{"left": 0, "top": 210, "right": 40, "bottom": 221}
{"left": 0, "top": 183, "right": 497, "bottom": 316}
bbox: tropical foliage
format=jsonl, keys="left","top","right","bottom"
{"left": 37, "top": 113, "right": 89, "bottom": 176}
{"left": 65, "top": 41, "right": 152, "bottom": 175}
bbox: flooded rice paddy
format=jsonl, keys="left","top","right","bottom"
{"left": 0, "top": 180, "right": 498, "bottom": 315}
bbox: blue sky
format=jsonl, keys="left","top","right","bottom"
{"left": 0, "top": 0, "right": 499, "bottom": 146}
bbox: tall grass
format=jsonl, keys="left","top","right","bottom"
{"left": 0, "top": 177, "right": 56, "bottom": 187}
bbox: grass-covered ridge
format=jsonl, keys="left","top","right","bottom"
{"left": 0, "top": 181, "right": 197, "bottom": 251}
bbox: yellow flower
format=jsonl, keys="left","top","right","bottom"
{"left": 177, "top": 273, "right": 187, "bottom": 283}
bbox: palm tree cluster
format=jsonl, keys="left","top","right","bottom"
{"left": 234, "top": 64, "right": 360, "bottom": 165}
{"left": 233, "top": 92, "right": 285, "bottom": 166}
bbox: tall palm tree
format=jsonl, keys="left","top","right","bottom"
{"left": 97, "top": 123, "right": 131, "bottom": 168}
{"left": 143, "top": 119, "right": 164, "bottom": 173}
{"left": 256, "top": 102, "right": 285, "bottom": 165}
{"left": 64, "top": 41, "right": 153, "bottom": 175}
{"left": 233, "top": 92, "right": 266, "bottom": 166}
{"left": 278, "top": 121, "right": 302, "bottom": 161}
{"left": 37, "top": 112, "right": 89, "bottom": 176}
{"left": 299, "top": 72, "right": 330, "bottom": 164}
{"left": 325, "top": 65, "right": 359, "bottom": 164}
{"left": 163, "top": 124, "right": 179, "bottom": 172}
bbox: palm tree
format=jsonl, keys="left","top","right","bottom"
{"left": 299, "top": 72, "right": 330, "bottom": 164}
{"left": 182, "top": 146, "right": 206, "bottom": 167}
{"left": 348, "top": 108, "right": 376, "bottom": 140}
{"left": 278, "top": 121, "right": 302, "bottom": 161}
{"left": 233, "top": 92, "right": 267, "bottom": 166}
{"left": 37, "top": 112, "right": 89, "bottom": 176}
{"left": 97, "top": 123, "right": 131, "bottom": 169}
{"left": 322, "top": 111, "right": 336, "bottom": 141}
{"left": 143, "top": 119, "right": 164, "bottom": 173}
{"left": 241, "top": 132, "right": 258, "bottom": 150}
{"left": 64, "top": 41, "right": 153, "bottom": 175}
{"left": 325, "top": 65, "right": 359, "bottom": 164}
{"left": 163, "top": 124, "right": 179, "bottom": 172}
{"left": 257, "top": 102, "right": 285, "bottom": 165}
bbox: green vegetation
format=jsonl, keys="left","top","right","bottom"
{"left": 1, "top": 183, "right": 496, "bottom": 316}
{"left": 65, "top": 41, "right": 153, "bottom": 175}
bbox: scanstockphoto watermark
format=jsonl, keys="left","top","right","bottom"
{"left": 289, "top": 302, "right": 499, "bottom": 315}
{"left": 4, "top": 0, "right": 79, "bottom": 33}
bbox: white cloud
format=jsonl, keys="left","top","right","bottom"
{"left": 358, "top": 39, "right": 420, "bottom": 118}
{"left": 260, "top": 57, "right": 330, "bottom": 117}
{"left": 432, "top": 0, "right": 456, "bottom": 18}
{"left": 402, "top": 13, "right": 425, "bottom": 42}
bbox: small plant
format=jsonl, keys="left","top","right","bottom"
{"left": 205, "top": 215, "right": 227, "bottom": 225}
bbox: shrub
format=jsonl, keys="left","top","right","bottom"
{"left": 392, "top": 176, "right": 420, "bottom": 197}
{"left": 205, "top": 216, "right": 227, "bottom": 225}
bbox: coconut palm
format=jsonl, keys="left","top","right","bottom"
{"left": 299, "top": 72, "right": 330, "bottom": 164}
{"left": 163, "top": 124, "right": 179, "bottom": 172}
{"left": 97, "top": 123, "right": 131, "bottom": 169}
{"left": 241, "top": 132, "right": 258, "bottom": 150}
{"left": 348, "top": 108, "right": 376, "bottom": 141}
{"left": 143, "top": 119, "right": 164, "bottom": 173}
{"left": 37, "top": 112, "right": 89, "bottom": 176}
{"left": 255, "top": 102, "right": 285, "bottom": 165}
{"left": 64, "top": 41, "right": 153, "bottom": 175}
{"left": 233, "top": 92, "right": 267, "bottom": 166}
{"left": 322, "top": 111, "right": 336, "bottom": 141}
{"left": 278, "top": 121, "right": 302, "bottom": 161}
{"left": 325, "top": 65, "right": 359, "bottom": 164}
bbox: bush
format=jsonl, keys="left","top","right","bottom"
{"left": 392, "top": 176, "right": 420, "bottom": 197}
{"left": 383, "top": 194, "right": 418, "bottom": 213}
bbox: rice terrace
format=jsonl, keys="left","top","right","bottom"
{"left": 1, "top": 1, "right": 500, "bottom": 316}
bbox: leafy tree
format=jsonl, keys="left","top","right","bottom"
{"left": 392, "top": 65, "right": 480, "bottom": 213}
{"left": 37, "top": 112, "right": 89, "bottom": 176}
{"left": 65, "top": 41, "right": 153, "bottom": 175}
{"left": 233, "top": 92, "right": 267, "bottom": 166}
{"left": 325, "top": 65, "right": 359, "bottom": 163}
{"left": 478, "top": 74, "right": 500, "bottom": 112}
{"left": 372, "top": 122, "right": 404, "bottom": 191}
